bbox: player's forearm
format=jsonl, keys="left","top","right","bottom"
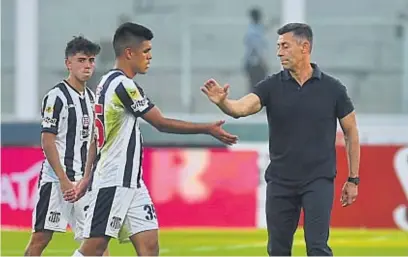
{"left": 217, "top": 99, "right": 244, "bottom": 118}
{"left": 344, "top": 127, "right": 360, "bottom": 178}
{"left": 156, "top": 118, "right": 211, "bottom": 134}
{"left": 42, "top": 137, "right": 68, "bottom": 181}
{"left": 83, "top": 139, "right": 96, "bottom": 180}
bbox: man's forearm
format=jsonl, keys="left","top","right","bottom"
{"left": 83, "top": 139, "right": 96, "bottom": 180}
{"left": 344, "top": 129, "right": 360, "bottom": 178}
{"left": 157, "top": 119, "right": 211, "bottom": 134}
{"left": 43, "top": 141, "right": 67, "bottom": 181}
{"left": 217, "top": 99, "right": 242, "bottom": 118}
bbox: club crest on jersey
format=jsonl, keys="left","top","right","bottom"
{"left": 81, "top": 115, "right": 90, "bottom": 140}
{"left": 82, "top": 115, "right": 90, "bottom": 128}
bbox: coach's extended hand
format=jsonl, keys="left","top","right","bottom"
{"left": 201, "top": 79, "right": 229, "bottom": 105}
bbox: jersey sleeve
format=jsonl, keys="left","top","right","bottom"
{"left": 114, "top": 78, "right": 155, "bottom": 117}
{"left": 41, "top": 90, "right": 64, "bottom": 134}
{"left": 335, "top": 82, "right": 354, "bottom": 119}
{"left": 251, "top": 76, "right": 272, "bottom": 107}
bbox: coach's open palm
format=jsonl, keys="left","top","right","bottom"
{"left": 201, "top": 79, "right": 229, "bottom": 104}
{"left": 208, "top": 120, "right": 238, "bottom": 145}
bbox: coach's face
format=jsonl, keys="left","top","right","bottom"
{"left": 127, "top": 40, "right": 152, "bottom": 74}
{"left": 277, "top": 32, "right": 308, "bottom": 70}
{"left": 65, "top": 52, "right": 96, "bottom": 82}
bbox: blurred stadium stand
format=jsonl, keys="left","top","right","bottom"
{"left": 2, "top": 0, "right": 408, "bottom": 118}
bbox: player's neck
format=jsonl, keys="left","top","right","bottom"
{"left": 114, "top": 60, "right": 136, "bottom": 78}
{"left": 289, "top": 61, "right": 313, "bottom": 86}
{"left": 66, "top": 76, "right": 86, "bottom": 93}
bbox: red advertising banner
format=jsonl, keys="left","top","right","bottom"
{"left": 143, "top": 148, "right": 259, "bottom": 227}
{"left": 0, "top": 147, "right": 259, "bottom": 229}
{"left": 1, "top": 146, "right": 407, "bottom": 229}
{"left": 1, "top": 147, "right": 44, "bottom": 228}
{"left": 329, "top": 145, "right": 408, "bottom": 229}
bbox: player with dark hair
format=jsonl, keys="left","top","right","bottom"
{"left": 24, "top": 36, "right": 105, "bottom": 255}
{"left": 71, "top": 23, "right": 238, "bottom": 256}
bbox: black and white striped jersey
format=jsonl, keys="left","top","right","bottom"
{"left": 40, "top": 80, "right": 95, "bottom": 183}
{"left": 91, "top": 69, "right": 154, "bottom": 189}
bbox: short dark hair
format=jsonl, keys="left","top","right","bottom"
{"left": 65, "top": 36, "right": 101, "bottom": 59}
{"left": 113, "top": 22, "right": 154, "bottom": 57}
{"left": 277, "top": 23, "right": 313, "bottom": 52}
{"left": 249, "top": 8, "right": 261, "bottom": 23}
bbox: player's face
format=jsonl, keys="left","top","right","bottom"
{"left": 276, "top": 32, "right": 309, "bottom": 71}
{"left": 65, "top": 52, "right": 96, "bottom": 82}
{"left": 127, "top": 40, "right": 152, "bottom": 74}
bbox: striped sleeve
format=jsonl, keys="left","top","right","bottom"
{"left": 114, "top": 79, "right": 154, "bottom": 117}
{"left": 41, "top": 90, "right": 64, "bottom": 134}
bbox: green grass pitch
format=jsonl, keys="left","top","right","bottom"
{"left": 1, "top": 228, "right": 407, "bottom": 256}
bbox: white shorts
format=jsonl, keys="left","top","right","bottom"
{"left": 32, "top": 182, "right": 88, "bottom": 242}
{"left": 83, "top": 183, "right": 159, "bottom": 239}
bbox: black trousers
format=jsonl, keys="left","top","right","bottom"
{"left": 266, "top": 178, "right": 334, "bottom": 256}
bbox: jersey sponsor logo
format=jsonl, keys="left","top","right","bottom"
{"left": 42, "top": 117, "right": 57, "bottom": 127}
{"left": 131, "top": 99, "right": 148, "bottom": 112}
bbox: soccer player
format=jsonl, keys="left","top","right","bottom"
{"left": 71, "top": 22, "right": 238, "bottom": 256}
{"left": 23, "top": 36, "right": 109, "bottom": 256}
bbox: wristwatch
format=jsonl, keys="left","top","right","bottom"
{"left": 347, "top": 177, "right": 360, "bottom": 185}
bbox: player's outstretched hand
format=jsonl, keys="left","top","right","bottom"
{"left": 201, "top": 79, "right": 229, "bottom": 105}
{"left": 208, "top": 120, "right": 238, "bottom": 145}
